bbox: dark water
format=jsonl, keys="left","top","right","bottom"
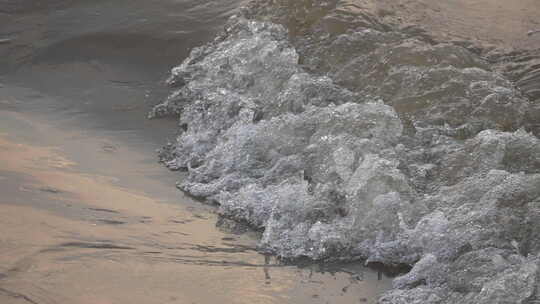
{"left": 0, "top": 0, "right": 241, "bottom": 137}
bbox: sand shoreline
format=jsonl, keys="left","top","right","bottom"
{"left": 0, "top": 102, "right": 390, "bottom": 303}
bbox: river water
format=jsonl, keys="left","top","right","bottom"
{"left": 1, "top": 0, "right": 539, "bottom": 304}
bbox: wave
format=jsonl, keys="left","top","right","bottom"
{"left": 151, "top": 1, "right": 540, "bottom": 303}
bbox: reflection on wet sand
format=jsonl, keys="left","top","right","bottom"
{"left": 0, "top": 110, "right": 391, "bottom": 304}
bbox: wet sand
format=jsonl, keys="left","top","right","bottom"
{"left": 0, "top": 101, "right": 391, "bottom": 304}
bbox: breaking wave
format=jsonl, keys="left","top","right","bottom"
{"left": 151, "top": 1, "right": 540, "bottom": 302}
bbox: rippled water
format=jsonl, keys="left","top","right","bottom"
{"left": 0, "top": 0, "right": 243, "bottom": 135}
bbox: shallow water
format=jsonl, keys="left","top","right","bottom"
{"left": 0, "top": 1, "right": 394, "bottom": 303}
{"left": 0, "top": 0, "right": 242, "bottom": 136}
{"left": 0, "top": 107, "right": 392, "bottom": 304}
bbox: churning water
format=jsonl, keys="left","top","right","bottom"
{"left": 153, "top": 0, "right": 540, "bottom": 303}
